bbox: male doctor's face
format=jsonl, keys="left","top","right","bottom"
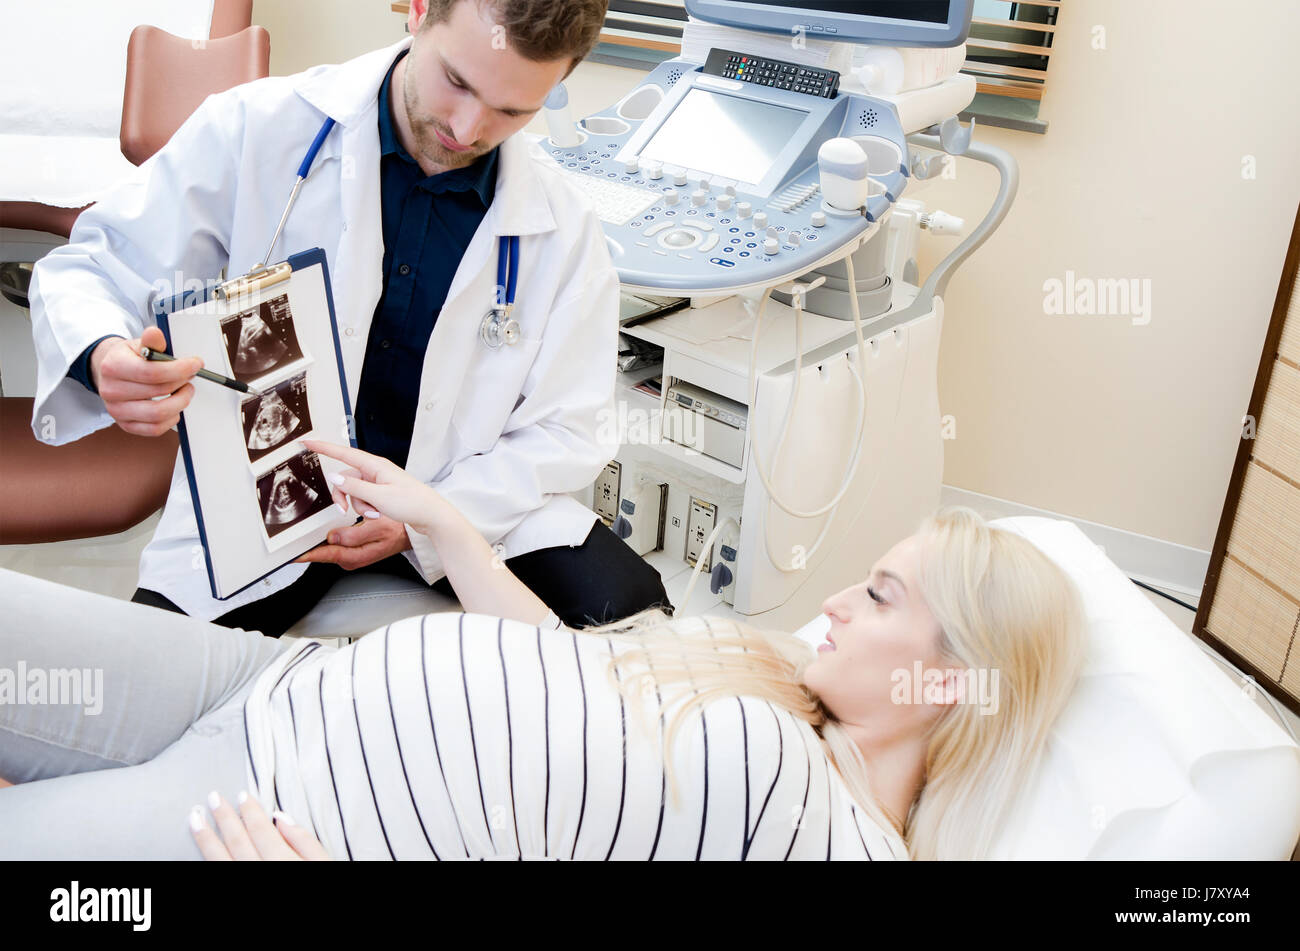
{"left": 401, "top": 0, "right": 573, "bottom": 174}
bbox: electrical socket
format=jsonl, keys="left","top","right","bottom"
{"left": 594, "top": 460, "right": 620, "bottom": 524}
{"left": 685, "top": 496, "right": 717, "bottom": 572}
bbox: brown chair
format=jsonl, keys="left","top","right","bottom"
{"left": 0, "top": 398, "right": 179, "bottom": 544}
{"left": 120, "top": 24, "right": 270, "bottom": 166}
{"left": 0, "top": 3, "right": 269, "bottom": 546}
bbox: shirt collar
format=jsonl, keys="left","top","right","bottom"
{"left": 378, "top": 49, "right": 498, "bottom": 206}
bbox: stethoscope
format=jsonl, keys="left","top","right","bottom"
{"left": 260, "top": 116, "right": 521, "bottom": 351}
{"left": 482, "top": 234, "right": 520, "bottom": 349}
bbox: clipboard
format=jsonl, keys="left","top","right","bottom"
{"left": 154, "top": 248, "right": 359, "bottom": 601}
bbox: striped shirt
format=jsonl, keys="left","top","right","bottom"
{"left": 242, "top": 612, "right": 906, "bottom": 860}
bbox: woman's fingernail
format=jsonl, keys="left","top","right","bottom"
{"left": 328, "top": 473, "right": 345, "bottom": 486}
{"left": 207, "top": 790, "right": 221, "bottom": 811}
{"left": 336, "top": 503, "right": 349, "bottom": 515}
{"left": 237, "top": 790, "right": 249, "bottom": 807}
{"left": 189, "top": 806, "right": 205, "bottom": 833}
{"left": 364, "top": 510, "right": 381, "bottom": 519}
{"left": 272, "top": 810, "right": 296, "bottom": 827}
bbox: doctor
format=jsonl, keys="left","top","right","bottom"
{"left": 28, "top": 0, "right": 671, "bottom": 634}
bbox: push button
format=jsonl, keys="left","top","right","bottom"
{"left": 398, "top": 264, "right": 411, "bottom": 276}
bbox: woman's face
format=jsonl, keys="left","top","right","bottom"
{"left": 804, "top": 533, "right": 953, "bottom": 729}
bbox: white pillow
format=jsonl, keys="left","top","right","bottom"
{"left": 792, "top": 516, "right": 1300, "bottom": 858}
{"left": 989, "top": 516, "right": 1300, "bottom": 859}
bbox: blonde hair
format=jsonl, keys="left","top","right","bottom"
{"left": 578, "top": 505, "right": 1087, "bottom": 860}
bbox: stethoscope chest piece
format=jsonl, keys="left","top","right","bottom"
{"left": 480, "top": 306, "right": 521, "bottom": 349}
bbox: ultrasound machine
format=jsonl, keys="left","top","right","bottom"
{"left": 549, "top": 1, "right": 1019, "bottom": 629}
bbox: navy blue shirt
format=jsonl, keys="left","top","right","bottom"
{"left": 70, "top": 49, "right": 499, "bottom": 473}
{"left": 353, "top": 49, "right": 498, "bottom": 469}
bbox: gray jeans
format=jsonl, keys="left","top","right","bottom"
{"left": 0, "top": 568, "right": 289, "bottom": 859}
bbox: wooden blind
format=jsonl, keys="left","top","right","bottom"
{"left": 964, "top": 0, "right": 1057, "bottom": 102}
{"left": 1195, "top": 204, "right": 1300, "bottom": 717}
{"left": 603, "top": 0, "right": 688, "bottom": 54}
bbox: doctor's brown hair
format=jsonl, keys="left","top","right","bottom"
{"left": 420, "top": 0, "right": 610, "bottom": 67}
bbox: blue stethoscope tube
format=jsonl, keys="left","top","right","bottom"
{"left": 263, "top": 116, "right": 519, "bottom": 349}
{"left": 482, "top": 233, "right": 521, "bottom": 348}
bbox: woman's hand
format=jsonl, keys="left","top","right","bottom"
{"left": 189, "top": 790, "right": 331, "bottom": 861}
{"left": 301, "top": 438, "right": 450, "bottom": 538}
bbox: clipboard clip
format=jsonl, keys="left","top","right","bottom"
{"left": 213, "top": 261, "right": 293, "bottom": 302}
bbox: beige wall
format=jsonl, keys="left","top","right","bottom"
{"left": 249, "top": 0, "right": 1300, "bottom": 551}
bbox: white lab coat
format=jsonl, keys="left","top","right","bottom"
{"left": 28, "top": 37, "right": 617, "bottom": 620}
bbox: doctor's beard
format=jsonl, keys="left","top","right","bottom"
{"left": 402, "top": 55, "right": 489, "bottom": 172}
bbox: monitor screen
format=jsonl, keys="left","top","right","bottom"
{"left": 727, "top": 1, "right": 951, "bottom": 23}
{"left": 684, "top": 0, "right": 972, "bottom": 47}
{"left": 638, "top": 88, "right": 807, "bottom": 186}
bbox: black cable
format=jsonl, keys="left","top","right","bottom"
{"left": 1130, "top": 577, "right": 1197, "bottom": 613}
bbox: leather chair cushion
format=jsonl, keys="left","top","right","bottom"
{"left": 0, "top": 397, "right": 178, "bottom": 544}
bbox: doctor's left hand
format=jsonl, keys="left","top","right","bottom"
{"left": 294, "top": 510, "right": 412, "bottom": 570}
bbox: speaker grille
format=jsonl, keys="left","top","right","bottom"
{"left": 667, "top": 68, "right": 684, "bottom": 87}
{"left": 858, "top": 108, "right": 879, "bottom": 130}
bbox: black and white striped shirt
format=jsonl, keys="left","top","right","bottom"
{"left": 242, "top": 612, "right": 905, "bottom": 860}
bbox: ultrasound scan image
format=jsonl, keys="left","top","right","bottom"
{"left": 221, "top": 293, "right": 305, "bottom": 384}
{"left": 256, "top": 449, "right": 333, "bottom": 538}
{"left": 240, "top": 371, "right": 311, "bottom": 464}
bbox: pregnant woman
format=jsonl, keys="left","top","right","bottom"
{"left": 0, "top": 440, "right": 1085, "bottom": 860}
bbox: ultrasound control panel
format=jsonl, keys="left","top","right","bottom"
{"left": 544, "top": 52, "right": 909, "bottom": 294}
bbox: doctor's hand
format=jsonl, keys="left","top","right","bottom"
{"left": 297, "top": 438, "right": 454, "bottom": 539}
{"left": 90, "top": 326, "right": 203, "bottom": 437}
{"left": 294, "top": 512, "right": 412, "bottom": 570}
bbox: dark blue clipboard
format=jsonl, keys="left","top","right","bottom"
{"left": 153, "top": 248, "right": 359, "bottom": 601}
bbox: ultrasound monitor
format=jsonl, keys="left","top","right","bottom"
{"left": 683, "top": 0, "right": 975, "bottom": 48}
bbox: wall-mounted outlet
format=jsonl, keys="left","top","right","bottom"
{"left": 685, "top": 496, "right": 717, "bottom": 572}
{"left": 594, "top": 460, "right": 621, "bottom": 524}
